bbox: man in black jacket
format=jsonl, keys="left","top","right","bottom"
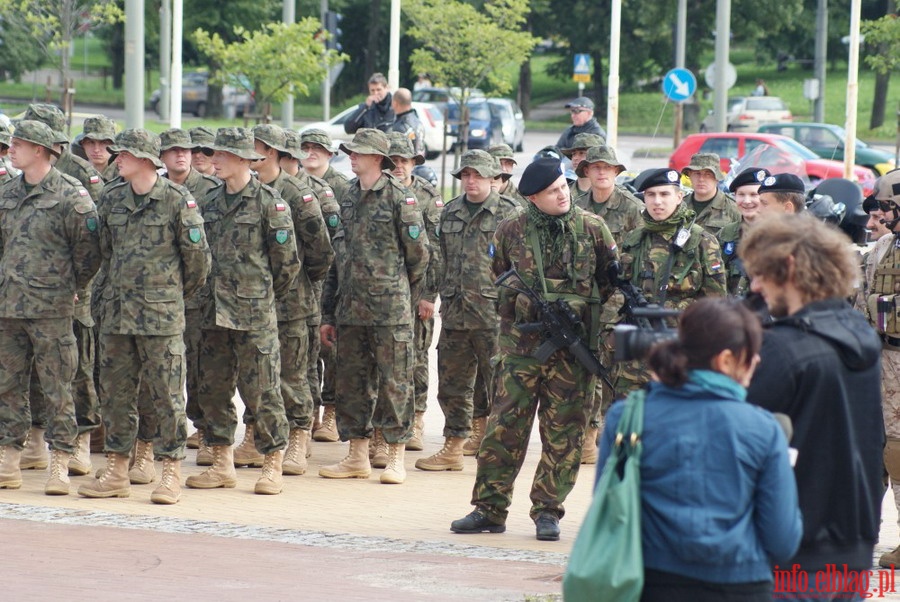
{"left": 390, "top": 87, "right": 425, "bottom": 158}
{"left": 344, "top": 73, "right": 395, "bottom": 134}
{"left": 741, "top": 213, "right": 883, "bottom": 601}
{"left": 556, "top": 97, "right": 606, "bottom": 151}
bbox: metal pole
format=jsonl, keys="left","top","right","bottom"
{"left": 674, "top": 0, "right": 687, "bottom": 146}
{"left": 844, "top": 0, "right": 861, "bottom": 178}
{"left": 388, "top": 0, "right": 400, "bottom": 90}
{"left": 813, "top": 0, "right": 827, "bottom": 122}
{"left": 321, "top": 0, "right": 330, "bottom": 121}
{"left": 170, "top": 0, "right": 183, "bottom": 128}
{"left": 124, "top": 0, "right": 144, "bottom": 129}
{"left": 159, "top": 0, "right": 171, "bottom": 122}
{"left": 606, "top": 0, "right": 621, "bottom": 148}
{"left": 713, "top": 0, "right": 731, "bottom": 132}
{"left": 282, "top": 0, "right": 295, "bottom": 129}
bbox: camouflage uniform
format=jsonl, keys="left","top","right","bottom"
{"left": 487, "top": 144, "right": 527, "bottom": 208}
{"left": 197, "top": 129, "right": 298, "bottom": 453}
{"left": 680, "top": 153, "right": 740, "bottom": 238}
{"left": 717, "top": 220, "right": 751, "bottom": 297}
{"left": 96, "top": 129, "right": 210, "bottom": 459}
{"left": 321, "top": 130, "right": 429, "bottom": 444}
{"left": 0, "top": 120, "right": 101, "bottom": 453}
{"left": 81, "top": 115, "right": 117, "bottom": 176}
{"left": 471, "top": 202, "right": 618, "bottom": 523}
{"left": 0, "top": 124, "right": 15, "bottom": 184}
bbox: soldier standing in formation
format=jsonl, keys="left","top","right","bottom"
{"left": 189, "top": 126, "right": 217, "bottom": 177}
{"left": 0, "top": 123, "right": 17, "bottom": 183}
{"left": 563, "top": 133, "right": 605, "bottom": 199}
{"left": 487, "top": 144, "right": 527, "bottom": 207}
{"left": 80, "top": 115, "right": 118, "bottom": 181}
{"left": 680, "top": 152, "right": 741, "bottom": 237}
{"left": 718, "top": 167, "right": 770, "bottom": 298}
{"left": 0, "top": 120, "right": 101, "bottom": 495}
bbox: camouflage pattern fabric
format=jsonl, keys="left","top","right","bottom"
{"left": 681, "top": 188, "right": 741, "bottom": 238}
{"left": 717, "top": 220, "right": 751, "bottom": 297}
{"left": 572, "top": 186, "right": 643, "bottom": 240}
{"left": 56, "top": 150, "right": 104, "bottom": 202}
{"left": 0, "top": 158, "right": 13, "bottom": 184}
{"left": 436, "top": 328, "right": 497, "bottom": 437}
{"left": 499, "top": 180, "right": 528, "bottom": 207}
{"left": 183, "top": 307, "right": 204, "bottom": 430}
{"left": 321, "top": 165, "right": 351, "bottom": 222}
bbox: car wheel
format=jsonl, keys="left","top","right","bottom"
{"left": 195, "top": 102, "right": 207, "bottom": 118}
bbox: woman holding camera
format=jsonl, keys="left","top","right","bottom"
{"left": 598, "top": 298, "right": 802, "bottom": 601}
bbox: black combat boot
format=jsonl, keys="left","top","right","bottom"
{"left": 450, "top": 510, "right": 506, "bottom": 534}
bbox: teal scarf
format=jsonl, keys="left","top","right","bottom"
{"left": 688, "top": 369, "right": 747, "bottom": 402}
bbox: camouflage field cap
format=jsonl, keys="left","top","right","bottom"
{"left": 387, "top": 132, "right": 425, "bottom": 165}
{"left": 82, "top": 115, "right": 117, "bottom": 142}
{"left": 488, "top": 144, "right": 517, "bottom": 164}
{"left": 561, "top": 132, "right": 605, "bottom": 158}
{"left": 451, "top": 149, "right": 501, "bottom": 179}
{"left": 300, "top": 128, "right": 337, "bottom": 154}
{"left": 682, "top": 152, "right": 725, "bottom": 180}
{"left": 203, "top": 127, "right": 265, "bottom": 161}
{"left": 107, "top": 128, "right": 164, "bottom": 168}
{"left": 0, "top": 122, "right": 10, "bottom": 146}
{"left": 22, "top": 103, "right": 68, "bottom": 144}
{"left": 189, "top": 126, "right": 216, "bottom": 150}
{"left": 252, "top": 124, "right": 289, "bottom": 155}
{"left": 282, "top": 130, "right": 309, "bottom": 161}
{"left": 159, "top": 128, "right": 198, "bottom": 152}
{"left": 339, "top": 128, "right": 395, "bottom": 169}
{"left": 11, "top": 120, "right": 61, "bottom": 157}
{"left": 575, "top": 145, "right": 626, "bottom": 177}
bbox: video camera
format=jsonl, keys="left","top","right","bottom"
{"left": 613, "top": 306, "right": 680, "bottom": 362}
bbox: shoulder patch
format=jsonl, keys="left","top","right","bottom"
{"left": 302, "top": 194, "right": 314, "bottom": 203}
{"left": 405, "top": 197, "right": 417, "bottom": 205}
{"left": 435, "top": 199, "right": 444, "bottom": 207}
{"left": 0, "top": 167, "right": 6, "bottom": 176}
{"left": 275, "top": 202, "right": 287, "bottom": 212}
{"left": 186, "top": 198, "right": 197, "bottom": 209}
{"left": 324, "top": 189, "right": 334, "bottom": 198}
{"left": 78, "top": 188, "right": 89, "bottom": 197}
{"left": 89, "top": 175, "right": 101, "bottom": 185}
{"left": 710, "top": 260, "right": 723, "bottom": 273}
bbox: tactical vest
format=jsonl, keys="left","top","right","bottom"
{"left": 868, "top": 236, "right": 900, "bottom": 338}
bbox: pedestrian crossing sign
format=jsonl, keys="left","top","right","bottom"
{"left": 573, "top": 53, "right": 591, "bottom": 83}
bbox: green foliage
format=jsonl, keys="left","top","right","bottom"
{"left": 861, "top": 14, "right": 900, "bottom": 75}
{"left": 0, "top": 13, "right": 45, "bottom": 80}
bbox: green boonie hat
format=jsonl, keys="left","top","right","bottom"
{"left": 22, "top": 103, "right": 68, "bottom": 144}
{"left": 488, "top": 144, "right": 517, "bottom": 164}
{"left": 11, "top": 120, "right": 61, "bottom": 157}
{"left": 203, "top": 127, "right": 265, "bottom": 161}
{"left": 682, "top": 152, "right": 725, "bottom": 180}
{"left": 82, "top": 115, "right": 117, "bottom": 142}
{"left": 0, "top": 122, "right": 10, "bottom": 146}
{"left": 451, "top": 149, "right": 501, "bottom": 179}
{"left": 282, "top": 130, "right": 309, "bottom": 161}
{"left": 189, "top": 126, "right": 216, "bottom": 149}
{"left": 252, "top": 124, "right": 289, "bottom": 155}
{"left": 387, "top": 132, "right": 425, "bottom": 166}
{"left": 108, "top": 128, "right": 164, "bottom": 168}
{"left": 575, "top": 145, "right": 626, "bottom": 178}
{"left": 561, "top": 133, "right": 605, "bottom": 158}
{"left": 158, "top": 128, "right": 198, "bottom": 152}
{"left": 339, "top": 128, "right": 395, "bottom": 170}
{"left": 300, "top": 128, "right": 336, "bottom": 154}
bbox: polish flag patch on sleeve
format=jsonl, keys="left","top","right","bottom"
{"left": 324, "top": 189, "right": 334, "bottom": 198}
{"left": 186, "top": 199, "right": 197, "bottom": 208}
{"left": 303, "top": 194, "right": 314, "bottom": 203}
{"left": 89, "top": 175, "right": 101, "bottom": 184}
{"left": 78, "top": 188, "right": 89, "bottom": 197}
{"left": 405, "top": 197, "right": 417, "bottom": 205}
{"left": 275, "top": 202, "right": 286, "bottom": 211}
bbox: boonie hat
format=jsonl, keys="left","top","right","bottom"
{"left": 451, "top": 149, "right": 501, "bottom": 179}
{"left": 189, "top": 126, "right": 216, "bottom": 150}
{"left": 519, "top": 157, "right": 564, "bottom": 196}
{"left": 159, "top": 128, "right": 198, "bottom": 152}
{"left": 301, "top": 128, "right": 337, "bottom": 155}
{"left": 637, "top": 168, "right": 681, "bottom": 193}
{"left": 575, "top": 145, "right": 626, "bottom": 178}
{"left": 0, "top": 122, "right": 11, "bottom": 146}
{"left": 82, "top": 115, "right": 117, "bottom": 143}
{"left": 202, "top": 127, "right": 265, "bottom": 161}
{"left": 339, "top": 128, "right": 395, "bottom": 169}
{"left": 682, "top": 152, "right": 725, "bottom": 181}
{"left": 488, "top": 144, "right": 516, "bottom": 164}
{"left": 758, "top": 173, "right": 805, "bottom": 195}
{"left": 282, "top": 130, "right": 309, "bottom": 161}
{"left": 728, "top": 167, "right": 771, "bottom": 193}
{"left": 562, "top": 133, "right": 605, "bottom": 158}
{"left": 11, "top": 120, "right": 61, "bottom": 157}
{"left": 252, "top": 124, "right": 290, "bottom": 155}
{"left": 565, "top": 96, "right": 594, "bottom": 110}
{"left": 107, "top": 128, "right": 164, "bottom": 168}
{"left": 388, "top": 132, "right": 425, "bottom": 166}
{"left": 22, "top": 103, "right": 68, "bottom": 144}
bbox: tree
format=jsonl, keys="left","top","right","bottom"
{"left": 862, "top": 11, "right": 900, "bottom": 129}
{"left": 405, "top": 0, "right": 538, "bottom": 152}
{"left": 0, "top": 15, "right": 46, "bottom": 81}
{"left": 193, "top": 20, "right": 347, "bottom": 123}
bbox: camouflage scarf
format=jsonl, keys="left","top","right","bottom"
{"left": 526, "top": 201, "right": 579, "bottom": 287}
{"left": 641, "top": 204, "right": 694, "bottom": 233}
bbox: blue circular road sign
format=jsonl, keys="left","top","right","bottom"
{"left": 662, "top": 68, "right": 697, "bottom": 102}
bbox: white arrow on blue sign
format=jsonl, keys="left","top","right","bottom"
{"left": 662, "top": 68, "right": 697, "bottom": 102}
{"left": 574, "top": 54, "right": 591, "bottom": 75}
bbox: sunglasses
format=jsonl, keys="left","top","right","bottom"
{"left": 879, "top": 200, "right": 897, "bottom": 212}
{"left": 569, "top": 109, "right": 590, "bottom": 115}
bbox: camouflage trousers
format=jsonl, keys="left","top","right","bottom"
{"left": 881, "top": 348, "right": 900, "bottom": 526}
{"left": 0, "top": 318, "right": 77, "bottom": 452}
{"left": 197, "top": 327, "right": 287, "bottom": 454}
{"left": 98, "top": 334, "right": 187, "bottom": 459}
{"left": 319, "top": 325, "right": 336, "bottom": 406}
{"left": 29, "top": 318, "right": 100, "bottom": 434}
{"left": 334, "top": 324, "right": 414, "bottom": 444}
{"left": 307, "top": 318, "right": 323, "bottom": 411}
{"left": 471, "top": 352, "right": 591, "bottom": 523}
{"left": 585, "top": 327, "right": 619, "bottom": 429}
{"left": 414, "top": 315, "right": 435, "bottom": 413}
{"left": 436, "top": 327, "right": 497, "bottom": 438}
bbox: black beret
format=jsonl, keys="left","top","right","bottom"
{"left": 638, "top": 168, "right": 681, "bottom": 192}
{"left": 728, "top": 167, "right": 770, "bottom": 193}
{"left": 862, "top": 195, "right": 880, "bottom": 214}
{"left": 758, "top": 173, "right": 805, "bottom": 194}
{"left": 519, "top": 157, "right": 565, "bottom": 196}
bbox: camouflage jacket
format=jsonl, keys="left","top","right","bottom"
{"left": 321, "top": 165, "right": 351, "bottom": 208}
{"left": 492, "top": 207, "right": 619, "bottom": 357}
{"left": 98, "top": 176, "right": 210, "bottom": 336}
{"left": 56, "top": 150, "right": 104, "bottom": 203}
{"left": 499, "top": 180, "right": 528, "bottom": 207}
{"left": 409, "top": 174, "right": 444, "bottom": 303}
{"left": 322, "top": 173, "right": 429, "bottom": 327}
{"left": 0, "top": 157, "right": 14, "bottom": 184}
{"left": 574, "top": 186, "right": 643, "bottom": 246}
{"left": 682, "top": 188, "right": 741, "bottom": 238}
{"left": 101, "top": 162, "right": 119, "bottom": 183}
{"left": 0, "top": 168, "right": 100, "bottom": 319}
{"left": 264, "top": 169, "right": 334, "bottom": 323}
{"left": 717, "top": 219, "right": 751, "bottom": 297}
{"left": 168, "top": 168, "right": 220, "bottom": 311}
{"left": 200, "top": 177, "right": 300, "bottom": 331}
{"left": 439, "top": 190, "right": 519, "bottom": 330}
{"left": 297, "top": 170, "right": 340, "bottom": 240}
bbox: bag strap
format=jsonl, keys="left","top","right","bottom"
{"left": 615, "top": 390, "right": 645, "bottom": 454}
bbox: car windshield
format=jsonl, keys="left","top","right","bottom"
{"left": 468, "top": 102, "right": 491, "bottom": 121}
{"left": 773, "top": 137, "right": 819, "bottom": 160}
{"left": 746, "top": 98, "right": 786, "bottom": 111}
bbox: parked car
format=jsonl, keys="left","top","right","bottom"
{"left": 670, "top": 132, "right": 877, "bottom": 194}
{"left": 411, "top": 86, "right": 485, "bottom": 113}
{"left": 488, "top": 98, "right": 525, "bottom": 152}
{"left": 301, "top": 101, "right": 445, "bottom": 159}
{"left": 445, "top": 99, "right": 503, "bottom": 150}
{"left": 699, "top": 96, "right": 792, "bottom": 133}
{"left": 149, "top": 72, "right": 255, "bottom": 118}
{"left": 757, "top": 122, "right": 895, "bottom": 175}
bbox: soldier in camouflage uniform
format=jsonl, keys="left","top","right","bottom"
{"left": 387, "top": 132, "right": 444, "bottom": 452}
{"left": 617, "top": 168, "right": 727, "bottom": 396}
{"left": 184, "top": 128, "right": 299, "bottom": 496}
{"left": 415, "top": 150, "right": 518, "bottom": 473}
{"left": 488, "top": 144, "right": 527, "bottom": 207}
{"left": 0, "top": 123, "right": 17, "bottom": 183}
{"left": 0, "top": 121, "right": 101, "bottom": 495}
{"left": 680, "top": 152, "right": 741, "bottom": 237}
{"left": 318, "top": 129, "right": 429, "bottom": 485}
{"left": 561, "top": 133, "right": 604, "bottom": 199}
{"left": 76, "top": 129, "right": 210, "bottom": 505}
{"left": 718, "top": 167, "right": 769, "bottom": 298}
{"left": 450, "top": 157, "right": 618, "bottom": 541}
{"left": 189, "top": 126, "right": 217, "bottom": 177}
{"left": 81, "top": 115, "right": 118, "bottom": 181}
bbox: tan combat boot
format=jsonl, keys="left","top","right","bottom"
{"left": 128, "top": 439, "right": 157, "bottom": 484}
{"left": 185, "top": 445, "right": 237, "bottom": 489}
{"left": 462, "top": 417, "right": 486, "bottom": 456}
{"left": 254, "top": 450, "right": 284, "bottom": 495}
{"left": 151, "top": 458, "right": 182, "bottom": 505}
{"left": 318, "top": 438, "right": 371, "bottom": 479}
{"left": 45, "top": 449, "right": 72, "bottom": 495}
{"left": 185, "top": 431, "right": 200, "bottom": 449}
{"left": 406, "top": 412, "right": 425, "bottom": 451}
{"left": 0, "top": 445, "right": 23, "bottom": 489}
{"left": 581, "top": 426, "right": 599, "bottom": 464}
{"left": 68, "top": 432, "right": 93, "bottom": 476}
{"left": 415, "top": 436, "right": 465, "bottom": 471}
{"left": 283, "top": 429, "right": 310, "bottom": 476}
{"left": 370, "top": 429, "right": 389, "bottom": 469}
{"left": 380, "top": 443, "right": 407, "bottom": 484}
{"left": 78, "top": 453, "right": 131, "bottom": 498}
{"left": 313, "top": 405, "right": 339, "bottom": 442}
{"left": 20, "top": 427, "right": 49, "bottom": 470}
{"left": 196, "top": 430, "right": 213, "bottom": 466}
{"left": 233, "top": 425, "right": 264, "bottom": 467}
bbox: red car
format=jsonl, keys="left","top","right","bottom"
{"left": 670, "top": 132, "right": 877, "bottom": 195}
